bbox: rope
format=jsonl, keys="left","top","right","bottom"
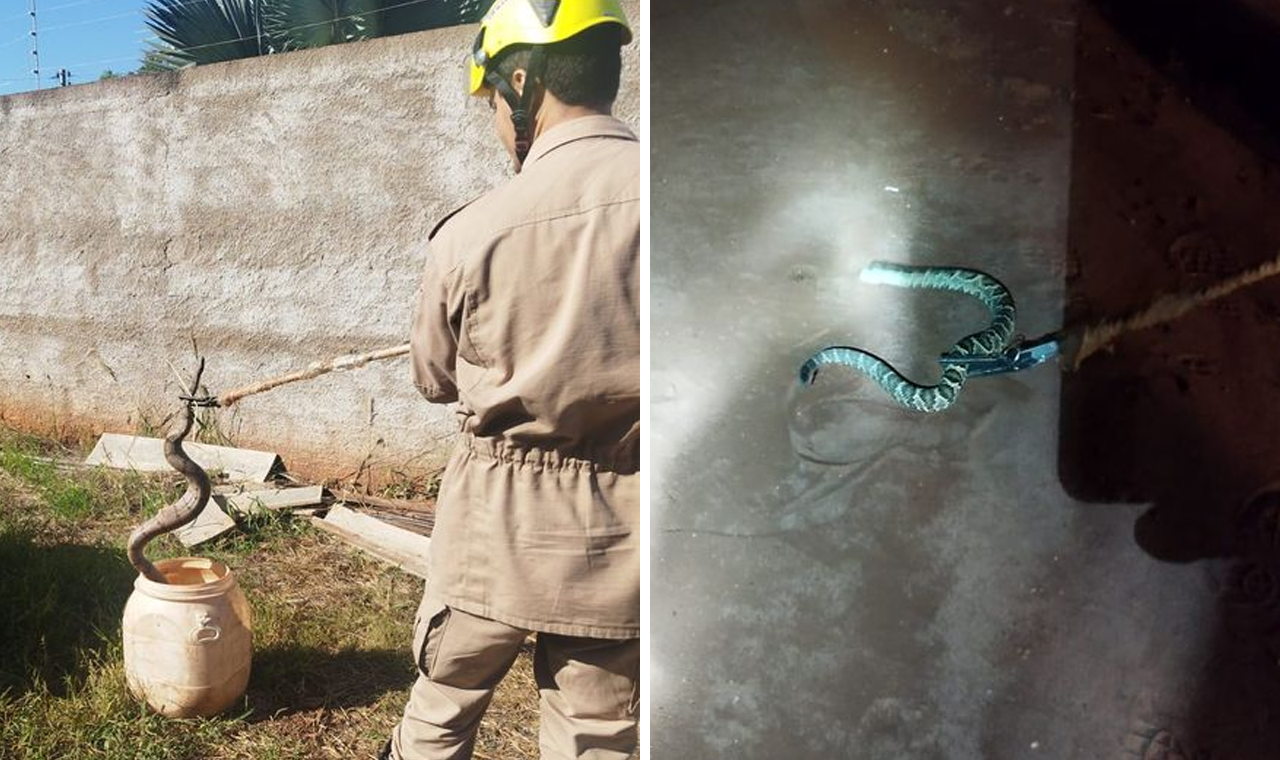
{"left": 2, "top": 0, "right": 458, "bottom": 81}
{"left": 1069, "top": 250, "right": 1280, "bottom": 369}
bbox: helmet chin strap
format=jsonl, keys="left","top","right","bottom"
{"left": 485, "top": 46, "right": 548, "bottom": 167}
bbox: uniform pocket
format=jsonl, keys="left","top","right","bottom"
{"left": 412, "top": 596, "right": 450, "bottom": 679}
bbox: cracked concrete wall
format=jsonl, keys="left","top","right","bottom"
{"left": 0, "top": 6, "right": 639, "bottom": 479}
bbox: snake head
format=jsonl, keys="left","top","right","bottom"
{"left": 798, "top": 363, "right": 820, "bottom": 386}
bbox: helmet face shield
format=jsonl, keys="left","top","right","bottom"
{"left": 468, "top": 27, "right": 489, "bottom": 96}
{"left": 465, "top": 71, "right": 494, "bottom": 115}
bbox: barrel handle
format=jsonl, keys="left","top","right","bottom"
{"left": 190, "top": 613, "right": 222, "bottom": 644}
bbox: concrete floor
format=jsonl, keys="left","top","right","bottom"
{"left": 649, "top": 2, "right": 1261, "bottom": 758}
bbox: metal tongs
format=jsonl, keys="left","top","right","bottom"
{"left": 937, "top": 332, "right": 1063, "bottom": 377}
{"left": 939, "top": 247, "right": 1280, "bottom": 379}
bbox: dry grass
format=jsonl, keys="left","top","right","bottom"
{"left": 0, "top": 428, "right": 540, "bottom": 760}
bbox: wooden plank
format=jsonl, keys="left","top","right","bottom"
{"left": 172, "top": 496, "right": 238, "bottom": 547}
{"left": 331, "top": 489, "right": 435, "bottom": 513}
{"left": 85, "top": 434, "right": 281, "bottom": 483}
{"left": 311, "top": 506, "right": 431, "bottom": 579}
{"left": 360, "top": 510, "right": 435, "bottom": 537}
{"left": 224, "top": 486, "right": 324, "bottom": 516}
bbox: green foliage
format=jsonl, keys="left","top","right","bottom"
{"left": 380, "top": 0, "right": 493, "bottom": 36}
{"left": 0, "top": 471, "right": 415, "bottom": 760}
{"left": 135, "top": 49, "right": 174, "bottom": 74}
{"left": 0, "top": 445, "right": 96, "bottom": 521}
{"left": 208, "top": 507, "right": 310, "bottom": 557}
{"left": 0, "top": 445, "right": 50, "bottom": 484}
{"left": 0, "top": 524, "right": 136, "bottom": 696}
{"left": 139, "top": 0, "right": 496, "bottom": 70}
{"left": 0, "top": 422, "right": 540, "bottom": 759}
{"left": 267, "top": 0, "right": 381, "bottom": 50}
{"left": 0, "top": 657, "right": 236, "bottom": 760}
{"left": 143, "top": 0, "right": 271, "bottom": 69}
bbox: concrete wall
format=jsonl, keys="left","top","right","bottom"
{"left": 0, "top": 6, "right": 640, "bottom": 479}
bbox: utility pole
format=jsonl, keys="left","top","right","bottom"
{"left": 28, "top": 0, "right": 40, "bottom": 90}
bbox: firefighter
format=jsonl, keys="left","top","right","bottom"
{"left": 381, "top": 1, "right": 639, "bottom": 758}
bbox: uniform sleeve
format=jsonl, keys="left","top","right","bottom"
{"left": 409, "top": 243, "right": 465, "bottom": 404}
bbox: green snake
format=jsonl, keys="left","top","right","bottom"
{"left": 798, "top": 262, "right": 1016, "bottom": 412}
{"left": 126, "top": 362, "right": 213, "bottom": 584}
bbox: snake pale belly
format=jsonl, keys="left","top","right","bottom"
{"left": 798, "top": 262, "right": 1016, "bottom": 412}
{"left": 126, "top": 368, "right": 212, "bottom": 584}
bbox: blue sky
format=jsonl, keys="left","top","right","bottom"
{"left": 0, "top": 0, "right": 155, "bottom": 97}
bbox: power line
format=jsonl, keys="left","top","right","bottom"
{"left": 23, "top": 0, "right": 452, "bottom": 37}
{"left": 254, "top": 0, "right": 263, "bottom": 56}
{"left": 0, "top": 0, "right": 112, "bottom": 25}
{"left": 41, "top": 0, "right": 117, "bottom": 16}
{"left": 39, "top": 8, "right": 147, "bottom": 33}
{"left": 0, "top": 0, "right": 303, "bottom": 25}
{"left": 66, "top": 0, "right": 451, "bottom": 72}
{"left": 3, "top": 0, "right": 467, "bottom": 87}
{"left": 18, "top": 0, "right": 257, "bottom": 35}
{"left": 0, "top": 32, "right": 29, "bottom": 49}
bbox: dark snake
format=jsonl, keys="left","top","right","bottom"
{"left": 126, "top": 362, "right": 212, "bottom": 584}
{"left": 798, "top": 262, "right": 1016, "bottom": 412}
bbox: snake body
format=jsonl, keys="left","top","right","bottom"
{"left": 798, "top": 262, "right": 1016, "bottom": 412}
{"left": 126, "top": 369, "right": 212, "bottom": 584}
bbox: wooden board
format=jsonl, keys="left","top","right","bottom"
{"left": 312, "top": 506, "right": 431, "bottom": 579}
{"left": 223, "top": 486, "right": 324, "bottom": 516}
{"left": 172, "top": 496, "right": 238, "bottom": 547}
{"left": 85, "top": 434, "right": 281, "bottom": 483}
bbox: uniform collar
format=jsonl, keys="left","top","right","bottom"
{"left": 521, "top": 114, "right": 637, "bottom": 170}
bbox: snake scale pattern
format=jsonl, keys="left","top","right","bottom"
{"left": 798, "top": 262, "right": 1017, "bottom": 412}
{"left": 126, "top": 364, "right": 212, "bottom": 584}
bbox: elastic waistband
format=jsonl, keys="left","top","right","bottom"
{"left": 458, "top": 434, "right": 638, "bottom": 475}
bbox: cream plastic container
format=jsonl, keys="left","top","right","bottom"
{"left": 122, "top": 557, "right": 252, "bottom": 717}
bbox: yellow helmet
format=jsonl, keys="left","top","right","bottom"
{"left": 467, "top": 0, "right": 633, "bottom": 97}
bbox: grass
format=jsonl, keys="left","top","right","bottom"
{"left": 0, "top": 427, "right": 540, "bottom": 760}
{"left": 0, "top": 441, "right": 95, "bottom": 519}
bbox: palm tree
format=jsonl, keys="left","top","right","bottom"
{"left": 143, "top": 0, "right": 270, "bottom": 69}
{"left": 142, "top": 0, "right": 495, "bottom": 70}
{"left": 380, "top": 0, "right": 491, "bottom": 36}
{"left": 265, "top": 0, "right": 382, "bottom": 51}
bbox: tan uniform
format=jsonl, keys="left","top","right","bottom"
{"left": 393, "top": 115, "right": 640, "bottom": 760}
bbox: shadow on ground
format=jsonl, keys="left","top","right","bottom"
{"left": 1060, "top": 2, "right": 1280, "bottom": 756}
{"left": 1061, "top": 0, "right": 1280, "bottom": 565}
{"left": 0, "top": 528, "right": 134, "bottom": 697}
{"left": 246, "top": 645, "right": 415, "bottom": 719}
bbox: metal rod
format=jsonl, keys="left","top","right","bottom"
{"left": 254, "top": 0, "right": 263, "bottom": 56}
